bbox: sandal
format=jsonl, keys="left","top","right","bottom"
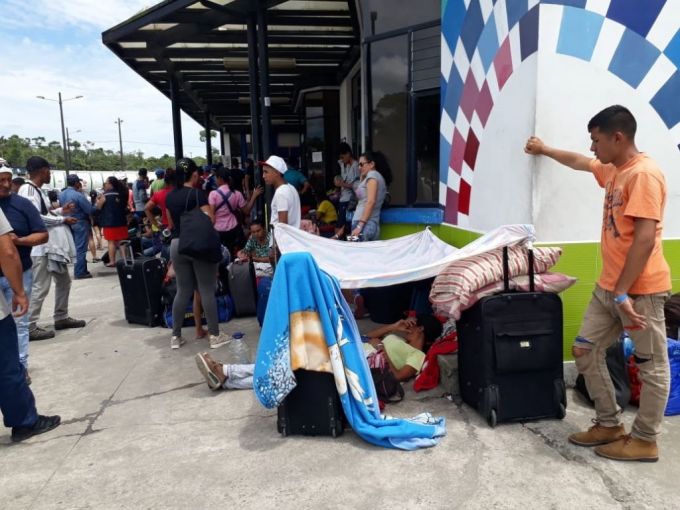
{"left": 92, "top": 258, "right": 101, "bottom": 263}
{"left": 104, "top": 263, "right": 116, "bottom": 268}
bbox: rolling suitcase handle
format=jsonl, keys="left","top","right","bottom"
{"left": 119, "top": 240, "right": 135, "bottom": 266}
{"left": 502, "top": 244, "right": 536, "bottom": 292}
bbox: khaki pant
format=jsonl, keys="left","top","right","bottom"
{"left": 575, "top": 285, "right": 670, "bottom": 442}
{"left": 28, "top": 255, "right": 71, "bottom": 331}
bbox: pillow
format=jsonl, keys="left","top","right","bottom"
{"left": 431, "top": 269, "right": 575, "bottom": 320}
{"left": 430, "top": 245, "right": 562, "bottom": 311}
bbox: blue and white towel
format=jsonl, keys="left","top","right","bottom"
{"left": 254, "top": 252, "right": 446, "bottom": 450}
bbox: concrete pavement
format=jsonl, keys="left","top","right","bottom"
{"left": 2, "top": 262, "right": 679, "bottom": 510}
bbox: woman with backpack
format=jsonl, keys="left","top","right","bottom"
{"left": 208, "top": 168, "right": 262, "bottom": 256}
{"left": 165, "top": 158, "right": 229, "bottom": 350}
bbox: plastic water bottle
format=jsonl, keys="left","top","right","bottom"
{"left": 227, "top": 332, "right": 251, "bottom": 364}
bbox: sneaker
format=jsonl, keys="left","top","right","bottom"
{"left": 29, "top": 327, "right": 55, "bottom": 341}
{"left": 195, "top": 352, "right": 226, "bottom": 390}
{"left": 595, "top": 434, "right": 658, "bottom": 462}
{"left": 11, "top": 415, "right": 61, "bottom": 443}
{"left": 74, "top": 273, "right": 93, "bottom": 280}
{"left": 568, "top": 420, "right": 626, "bottom": 447}
{"left": 170, "top": 336, "right": 185, "bottom": 349}
{"left": 54, "top": 317, "right": 86, "bottom": 330}
{"left": 209, "top": 332, "right": 231, "bottom": 349}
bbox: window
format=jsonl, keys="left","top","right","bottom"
{"left": 366, "top": 23, "right": 440, "bottom": 206}
{"left": 362, "top": 0, "right": 440, "bottom": 36}
{"left": 370, "top": 35, "right": 408, "bottom": 205}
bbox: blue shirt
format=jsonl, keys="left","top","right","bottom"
{"left": 60, "top": 186, "right": 95, "bottom": 222}
{"left": 0, "top": 194, "right": 47, "bottom": 273}
{"left": 284, "top": 168, "right": 307, "bottom": 191}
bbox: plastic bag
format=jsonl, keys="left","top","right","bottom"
{"left": 665, "top": 338, "right": 680, "bottom": 416}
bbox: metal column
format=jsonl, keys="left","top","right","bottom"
{"left": 204, "top": 111, "right": 213, "bottom": 165}
{"left": 246, "top": 14, "right": 261, "bottom": 163}
{"left": 169, "top": 75, "right": 183, "bottom": 160}
{"left": 256, "top": 3, "right": 272, "bottom": 158}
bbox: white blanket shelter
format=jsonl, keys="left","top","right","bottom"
{"left": 274, "top": 223, "right": 535, "bottom": 289}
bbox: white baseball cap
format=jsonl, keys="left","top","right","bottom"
{"left": 0, "top": 166, "right": 12, "bottom": 175}
{"left": 259, "top": 155, "right": 287, "bottom": 174}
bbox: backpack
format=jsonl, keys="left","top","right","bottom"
{"left": 665, "top": 293, "right": 680, "bottom": 339}
{"left": 370, "top": 365, "right": 404, "bottom": 404}
{"left": 216, "top": 189, "right": 245, "bottom": 226}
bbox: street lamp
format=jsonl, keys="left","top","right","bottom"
{"left": 36, "top": 93, "right": 84, "bottom": 175}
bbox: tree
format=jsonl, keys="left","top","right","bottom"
{"left": 199, "top": 129, "right": 217, "bottom": 142}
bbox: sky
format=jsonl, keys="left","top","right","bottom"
{"left": 0, "top": 0, "right": 207, "bottom": 158}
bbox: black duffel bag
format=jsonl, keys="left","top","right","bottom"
{"left": 575, "top": 336, "right": 631, "bottom": 409}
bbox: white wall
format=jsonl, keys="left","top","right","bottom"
{"left": 533, "top": 54, "right": 680, "bottom": 242}
{"left": 468, "top": 54, "right": 537, "bottom": 232}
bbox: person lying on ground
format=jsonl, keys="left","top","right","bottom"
{"left": 194, "top": 314, "right": 443, "bottom": 392}
{"left": 363, "top": 315, "right": 443, "bottom": 382}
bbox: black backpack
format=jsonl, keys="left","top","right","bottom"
{"left": 575, "top": 337, "right": 631, "bottom": 409}
{"left": 370, "top": 366, "right": 404, "bottom": 404}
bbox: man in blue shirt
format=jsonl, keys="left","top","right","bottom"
{"left": 0, "top": 167, "right": 47, "bottom": 376}
{"left": 60, "top": 175, "right": 96, "bottom": 279}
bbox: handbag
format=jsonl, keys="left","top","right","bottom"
{"left": 178, "top": 189, "right": 222, "bottom": 263}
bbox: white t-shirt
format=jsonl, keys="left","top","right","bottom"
{"left": 0, "top": 209, "right": 14, "bottom": 319}
{"left": 270, "top": 183, "right": 301, "bottom": 229}
{"left": 18, "top": 182, "right": 64, "bottom": 257}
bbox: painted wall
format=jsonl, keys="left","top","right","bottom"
{"left": 440, "top": 0, "right": 680, "bottom": 242}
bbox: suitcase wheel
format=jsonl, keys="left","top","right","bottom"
{"left": 487, "top": 409, "right": 497, "bottom": 428}
{"left": 279, "top": 424, "right": 288, "bottom": 437}
{"left": 331, "top": 426, "right": 338, "bottom": 438}
{"left": 557, "top": 403, "right": 566, "bottom": 420}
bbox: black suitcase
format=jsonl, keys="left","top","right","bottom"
{"left": 277, "top": 369, "right": 345, "bottom": 438}
{"left": 116, "top": 249, "right": 165, "bottom": 327}
{"left": 227, "top": 260, "right": 257, "bottom": 317}
{"left": 457, "top": 247, "right": 566, "bottom": 427}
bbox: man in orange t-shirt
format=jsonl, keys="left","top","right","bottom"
{"left": 525, "top": 105, "right": 671, "bottom": 462}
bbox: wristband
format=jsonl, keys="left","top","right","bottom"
{"left": 614, "top": 293, "right": 629, "bottom": 305}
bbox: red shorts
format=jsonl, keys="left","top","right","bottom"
{"left": 103, "top": 226, "right": 128, "bottom": 241}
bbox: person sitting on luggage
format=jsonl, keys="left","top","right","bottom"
{"left": 193, "top": 314, "right": 443, "bottom": 392}
{"left": 237, "top": 221, "right": 271, "bottom": 263}
{"left": 363, "top": 315, "right": 443, "bottom": 382}
{"left": 237, "top": 221, "right": 273, "bottom": 278}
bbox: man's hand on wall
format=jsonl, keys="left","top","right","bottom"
{"left": 524, "top": 136, "right": 546, "bottom": 156}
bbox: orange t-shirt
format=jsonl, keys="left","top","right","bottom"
{"left": 590, "top": 154, "right": 671, "bottom": 294}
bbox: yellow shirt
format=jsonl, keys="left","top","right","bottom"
{"left": 316, "top": 199, "right": 338, "bottom": 223}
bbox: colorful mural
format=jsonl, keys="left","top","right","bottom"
{"left": 440, "top": 0, "right": 680, "bottom": 239}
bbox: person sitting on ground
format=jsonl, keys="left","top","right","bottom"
{"left": 194, "top": 314, "right": 443, "bottom": 391}
{"left": 315, "top": 191, "right": 338, "bottom": 226}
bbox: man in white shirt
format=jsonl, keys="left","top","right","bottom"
{"left": 261, "top": 155, "right": 301, "bottom": 229}
{"left": 18, "top": 156, "right": 85, "bottom": 341}
{"left": 0, "top": 208, "right": 61, "bottom": 442}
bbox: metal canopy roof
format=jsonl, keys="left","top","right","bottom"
{"left": 102, "top": 0, "right": 360, "bottom": 130}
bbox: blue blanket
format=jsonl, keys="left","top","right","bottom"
{"left": 254, "top": 252, "right": 446, "bottom": 450}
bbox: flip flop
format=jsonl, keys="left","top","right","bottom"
{"left": 104, "top": 263, "right": 116, "bottom": 268}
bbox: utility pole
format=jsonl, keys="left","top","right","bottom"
{"left": 36, "top": 92, "right": 83, "bottom": 175}
{"left": 66, "top": 127, "right": 71, "bottom": 171}
{"left": 115, "top": 118, "right": 124, "bottom": 172}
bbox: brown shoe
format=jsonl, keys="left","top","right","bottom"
{"left": 195, "top": 352, "right": 226, "bottom": 390}
{"left": 568, "top": 420, "right": 626, "bottom": 447}
{"left": 594, "top": 434, "right": 658, "bottom": 462}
